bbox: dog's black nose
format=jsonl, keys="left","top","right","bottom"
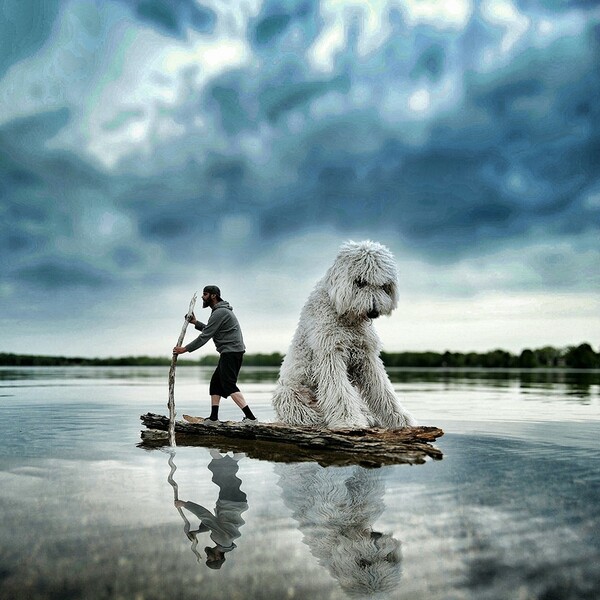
{"left": 367, "top": 308, "right": 380, "bottom": 319}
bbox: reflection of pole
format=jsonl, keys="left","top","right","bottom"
{"left": 168, "top": 293, "right": 197, "bottom": 446}
{"left": 167, "top": 452, "right": 202, "bottom": 561}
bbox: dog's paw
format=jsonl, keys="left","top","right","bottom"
{"left": 392, "top": 412, "right": 418, "bottom": 428}
{"left": 375, "top": 410, "right": 417, "bottom": 429}
{"left": 406, "top": 414, "right": 418, "bottom": 427}
{"left": 326, "top": 414, "right": 371, "bottom": 429}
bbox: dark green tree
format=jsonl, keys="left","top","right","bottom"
{"left": 564, "top": 343, "right": 598, "bottom": 369}
{"left": 533, "top": 346, "right": 561, "bottom": 367}
{"left": 518, "top": 349, "right": 538, "bottom": 368}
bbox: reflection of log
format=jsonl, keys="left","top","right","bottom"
{"left": 139, "top": 413, "right": 444, "bottom": 468}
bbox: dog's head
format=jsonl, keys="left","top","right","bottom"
{"left": 332, "top": 530, "right": 401, "bottom": 598}
{"left": 324, "top": 240, "right": 399, "bottom": 319}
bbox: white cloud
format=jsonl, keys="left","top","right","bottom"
{"left": 481, "top": 0, "right": 530, "bottom": 54}
{"left": 307, "top": 16, "right": 346, "bottom": 72}
{"left": 160, "top": 35, "right": 249, "bottom": 76}
{"left": 310, "top": 0, "right": 472, "bottom": 74}
{"left": 408, "top": 88, "right": 431, "bottom": 113}
{"left": 403, "top": 0, "right": 473, "bottom": 29}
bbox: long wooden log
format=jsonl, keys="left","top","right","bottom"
{"left": 139, "top": 413, "right": 444, "bottom": 468}
{"left": 167, "top": 293, "right": 197, "bottom": 446}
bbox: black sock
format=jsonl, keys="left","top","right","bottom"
{"left": 242, "top": 406, "right": 256, "bottom": 420}
{"left": 210, "top": 405, "right": 219, "bottom": 420}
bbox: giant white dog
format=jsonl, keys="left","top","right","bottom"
{"left": 272, "top": 240, "right": 416, "bottom": 429}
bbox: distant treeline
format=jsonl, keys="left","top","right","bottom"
{"left": 0, "top": 344, "right": 598, "bottom": 369}
{"left": 0, "top": 353, "right": 176, "bottom": 367}
{"left": 0, "top": 352, "right": 284, "bottom": 368}
{"left": 381, "top": 343, "right": 600, "bottom": 369}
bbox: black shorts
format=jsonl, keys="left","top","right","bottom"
{"left": 209, "top": 352, "right": 244, "bottom": 398}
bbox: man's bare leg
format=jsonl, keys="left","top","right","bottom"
{"left": 231, "top": 391, "right": 257, "bottom": 421}
{"left": 230, "top": 391, "right": 247, "bottom": 409}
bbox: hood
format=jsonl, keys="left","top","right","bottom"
{"left": 213, "top": 300, "right": 233, "bottom": 311}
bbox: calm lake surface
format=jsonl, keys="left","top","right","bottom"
{"left": 1, "top": 366, "right": 599, "bottom": 600}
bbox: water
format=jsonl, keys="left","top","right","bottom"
{"left": 1, "top": 366, "right": 599, "bottom": 599}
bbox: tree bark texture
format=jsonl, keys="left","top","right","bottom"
{"left": 167, "top": 293, "right": 197, "bottom": 446}
{"left": 139, "top": 413, "right": 444, "bottom": 468}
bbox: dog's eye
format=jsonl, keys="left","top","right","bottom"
{"left": 355, "top": 279, "right": 368, "bottom": 288}
{"left": 382, "top": 283, "right": 393, "bottom": 295}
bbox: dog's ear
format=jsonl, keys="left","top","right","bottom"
{"left": 323, "top": 261, "right": 351, "bottom": 315}
{"left": 384, "top": 278, "right": 399, "bottom": 310}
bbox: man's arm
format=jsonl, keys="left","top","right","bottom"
{"left": 172, "top": 313, "right": 205, "bottom": 354}
{"left": 175, "top": 500, "right": 218, "bottom": 526}
{"left": 184, "top": 309, "right": 228, "bottom": 353}
{"left": 186, "top": 312, "right": 206, "bottom": 330}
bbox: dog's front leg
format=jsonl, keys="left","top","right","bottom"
{"left": 315, "top": 353, "right": 370, "bottom": 429}
{"left": 358, "top": 355, "right": 417, "bottom": 428}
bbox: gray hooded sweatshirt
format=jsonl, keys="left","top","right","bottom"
{"left": 185, "top": 300, "right": 246, "bottom": 354}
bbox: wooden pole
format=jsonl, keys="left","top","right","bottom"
{"left": 168, "top": 293, "right": 197, "bottom": 446}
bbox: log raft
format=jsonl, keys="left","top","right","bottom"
{"left": 139, "top": 413, "right": 444, "bottom": 467}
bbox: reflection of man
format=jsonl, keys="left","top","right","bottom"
{"left": 175, "top": 450, "right": 248, "bottom": 569}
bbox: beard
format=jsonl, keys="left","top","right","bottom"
{"left": 203, "top": 299, "right": 210, "bottom": 308}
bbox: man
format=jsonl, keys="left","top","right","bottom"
{"left": 173, "top": 285, "right": 257, "bottom": 424}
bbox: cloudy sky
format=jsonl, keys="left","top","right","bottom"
{"left": 1, "top": 0, "right": 599, "bottom": 359}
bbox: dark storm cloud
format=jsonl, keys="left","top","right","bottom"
{"left": 215, "top": 32, "right": 599, "bottom": 261}
{"left": 234, "top": 8, "right": 600, "bottom": 261}
{"left": 120, "top": 1, "right": 600, "bottom": 275}
{"left": 0, "top": 108, "right": 106, "bottom": 192}
{"left": 515, "top": 0, "right": 600, "bottom": 10}
{"left": 249, "top": 0, "right": 319, "bottom": 48}
{"left": 15, "top": 259, "right": 112, "bottom": 289}
{"left": 120, "top": 0, "right": 216, "bottom": 37}
{"left": 0, "top": 1, "right": 60, "bottom": 78}
{"left": 1, "top": 0, "right": 599, "bottom": 300}
{"left": 0, "top": 109, "right": 117, "bottom": 291}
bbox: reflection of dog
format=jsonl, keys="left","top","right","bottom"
{"left": 273, "top": 240, "right": 416, "bottom": 428}
{"left": 276, "top": 463, "right": 402, "bottom": 598}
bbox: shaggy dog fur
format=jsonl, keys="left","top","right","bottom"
{"left": 275, "top": 463, "right": 402, "bottom": 598}
{"left": 272, "top": 240, "right": 416, "bottom": 429}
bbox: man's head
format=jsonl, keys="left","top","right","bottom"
{"left": 205, "top": 546, "right": 226, "bottom": 569}
{"left": 202, "top": 285, "right": 221, "bottom": 308}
